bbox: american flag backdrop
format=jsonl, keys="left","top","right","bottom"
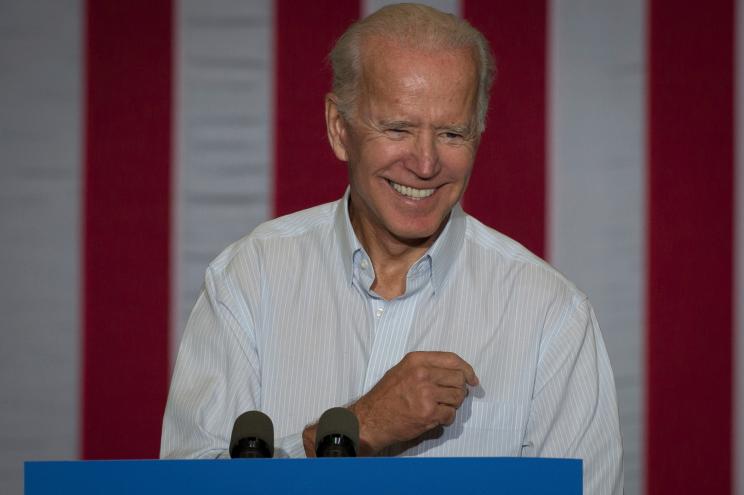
{"left": 0, "top": 0, "right": 741, "bottom": 494}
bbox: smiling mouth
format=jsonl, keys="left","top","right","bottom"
{"left": 387, "top": 179, "right": 436, "bottom": 200}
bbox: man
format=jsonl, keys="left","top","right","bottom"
{"left": 161, "top": 4, "right": 622, "bottom": 493}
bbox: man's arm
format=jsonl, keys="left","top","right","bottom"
{"left": 301, "top": 351, "right": 478, "bottom": 457}
{"left": 160, "top": 265, "right": 306, "bottom": 459}
{"left": 523, "top": 297, "right": 623, "bottom": 494}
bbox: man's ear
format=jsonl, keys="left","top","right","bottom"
{"left": 325, "top": 93, "right": 349, "bottom": 162}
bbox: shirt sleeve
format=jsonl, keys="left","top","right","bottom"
{"left": 160, "top": 264, "right": 308, "bottom": 459}
{"left": 522, "top": 297, "right": 623, "bottom": 494}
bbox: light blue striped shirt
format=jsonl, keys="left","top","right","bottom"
{"left": 161, "top": 191, "right": 623, "bottom": 494}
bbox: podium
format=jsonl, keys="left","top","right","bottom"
{"left": 26, "top": 457, "right": 581, "bottom": 494}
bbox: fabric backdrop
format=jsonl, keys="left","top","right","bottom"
{"left": 1, "top": 1, "right": 741, "bottom": 494}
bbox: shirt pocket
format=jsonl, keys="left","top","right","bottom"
{"left": 462, "top": 399, "right": 524, "bottom": 430}
{"left": 458, "top": 399, "right": 526, "bottom": 456}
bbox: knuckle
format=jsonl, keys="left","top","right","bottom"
{"left": 406, "top": 351, "right": 422, "bottom": 364}
{"left": 412, "top": 366, "right": 429, "bottom": 382}
{"left": 419, "top": 401, "right": 436, "bottom": 420}
{"left": 443, "top": 409, "right": 456, "bottom": 426}
{"left": 442, "top": 352, "right": 460, "bottom": 366}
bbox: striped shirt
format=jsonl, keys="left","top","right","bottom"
{"left": 161, "top": 190, "right": 623, "bottom": 494}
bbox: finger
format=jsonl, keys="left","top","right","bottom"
{"left": 431, "top": 385, "right": 468, "bottom": 407}
{"left": 446, "top": 358, "right": 478, "bottom": 387}
{"left": 420, "top": 352, "right": 479, "bottom": 386}
{"left": 434, "top": 404, "right": 457, "bottom": 427}
{"left": 428, "top": 367, "right": 468, "bottom": 388}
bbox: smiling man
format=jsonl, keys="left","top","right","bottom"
{"left": 327, "top": 34, "right": 478, "bottom": 301}
{"left": 161, "top": 4, "right": 623, "bottom": 494}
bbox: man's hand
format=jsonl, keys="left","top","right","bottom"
{"left": 349, "top": 351, "right": 478, "bottom": 455}
{"left": 302, "top": 422, "right": 319, "bottom": 457}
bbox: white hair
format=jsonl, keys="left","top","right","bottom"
{"left": 329, "top": 3, "right": 495, "bottom": 133}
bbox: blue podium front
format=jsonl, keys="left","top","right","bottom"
{"left": 25, "top": 457, "right": 581, "bottom": 494}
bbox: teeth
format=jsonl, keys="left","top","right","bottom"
{"left": 389, "top": 180, "right": 435, "bottom": 200}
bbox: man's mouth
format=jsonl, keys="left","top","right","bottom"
{"left": 387, "top": 179, "right": 435, "bottom": 200}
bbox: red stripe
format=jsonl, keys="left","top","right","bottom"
{"left": 83, "top": 1, "right": 172, "bottom": 459}
{"left": 647, "top": 1, "right": 734, "bottom": 492}
{"left": 274, "top": 1, "right": 360, "bottom": 216}
{"left": 461, "top": 0, "right": 548, "bottom": 258}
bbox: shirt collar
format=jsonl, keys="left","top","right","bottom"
{"left": 427, "top": 202, "right": 466, "bottom": 292}
{"left": 335, "top": 188, "right": 362, "bottom": 286}
{"left": 334, "top": 187, "right": 466, "bottom": 293}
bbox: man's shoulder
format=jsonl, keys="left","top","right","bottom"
{"left": 252, "top": 200, "right": 338, "bottom": 240}
{"left": 209, "top": 199, "right": 339, "bottom": 271}
{"left": 461, "top": 213, "right": 586, "bottom": 302}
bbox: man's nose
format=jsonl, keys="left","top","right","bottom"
{"left": 411, "top": 132, "right": 440, "bottom": 178}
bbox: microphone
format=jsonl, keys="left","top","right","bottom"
{"left": 229, "top": 410, "right": 274, "bottom": 458}
{"left": 315, "top": 407, "right": 359, "bottom": 457}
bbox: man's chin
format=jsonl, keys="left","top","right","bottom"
{"left": 388, "top": 219, "right": 449, "bottom": 247}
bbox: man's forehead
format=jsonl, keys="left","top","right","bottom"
{"left": 359, "top": 35, "right": 473, "bottom": 64}
{"left": 358, "top": 37, "right": 477, "bottom": 87}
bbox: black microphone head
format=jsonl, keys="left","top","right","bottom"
{"left": 230, "top": 410, "right": 274, "bottom": 458}
{"left": 315, "top": 407, "right": 359, "bottom": 457}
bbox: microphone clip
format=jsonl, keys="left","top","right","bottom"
{"left": 316, "top": 433, "right": 357, "bottom": 457}
{"left": 231, "top": 436, "right": 273, "bottom": 459}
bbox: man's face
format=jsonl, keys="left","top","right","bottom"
{"left": 327, "top": 38, "right": 480, "bottom": 247}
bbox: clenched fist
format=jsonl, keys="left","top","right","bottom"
{"left": 349, "top": 351, "right": 479, "bottom": 455}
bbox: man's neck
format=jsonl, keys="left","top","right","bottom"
{"left": 349, "top": 204, "right": 445, "bottom": 301}
{"left": 362, "top": 234, "right": 427, "bottom": 300}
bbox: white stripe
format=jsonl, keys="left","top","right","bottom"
{"left": 0, "top": 1, "right": 82, "bottom": 493}
{"left": 736, "top": 0, "right": 744, "bottom": 492}
{"left": 548, "top": 1, "right": 646, "bottom": 492}
{"left": 174, "top": 0, "right": 275, "bottom": 358}
{"left": 363, "top": 0, "right": 461, "bottom": 17}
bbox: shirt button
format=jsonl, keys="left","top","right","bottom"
{"left": 375, "top": 307, "right": 384, "bottom": 318}
{"left": 360, "top": 259, "right": 369, "bottom": 270}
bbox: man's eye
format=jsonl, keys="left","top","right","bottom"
{"left": 443, "top": 132, "right": 464, "bottom": 140}
{"left": 385, "top": 128, "right": 408, "bottom": 137}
